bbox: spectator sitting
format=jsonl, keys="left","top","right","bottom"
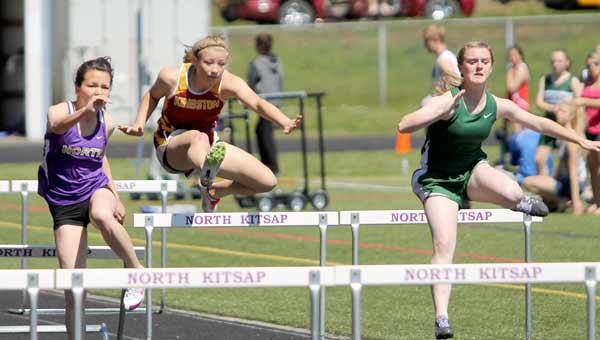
{"left": 524, "top": 102, "right": 587, "bottom": 214}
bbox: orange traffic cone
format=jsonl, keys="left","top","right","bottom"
{"left": 395, "top": 132, "right": 411, "bottom": 155}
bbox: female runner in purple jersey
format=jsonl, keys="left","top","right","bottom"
{"left": 38, "top": 57, "right": 144, "bottom": 340}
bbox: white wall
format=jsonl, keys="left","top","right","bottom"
{"left": 57, "top": 0, "right": 210, "bottom": 127}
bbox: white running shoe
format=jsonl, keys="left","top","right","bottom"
{"left": 123, "top": 287, "right": 145, "bottom": 311}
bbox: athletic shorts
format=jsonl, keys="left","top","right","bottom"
{"left": 539, "top": 112, "right": 558, "bottom": 148}
{"left": 49, "top": 200, "right": 90, "bottom": 230}
{"left": 411, "top": 160, "right": 486, "bottom": 206}
{"left": 155, "top": 129, "right": 219, "bottom": 175}
{"left": 554, "top": 176, "right": 585, "bottom": 199}
{"left": 538, "top": 135, "right": 558, "bottom": 149}
{"left": 585, "top": 131, "right": 600, "bottom": 141}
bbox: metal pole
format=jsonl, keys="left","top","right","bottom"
{"left": 144, "top": 216, "right": 154, "bottom": 340}
{"left": 133, "top": 6, "right": 144, "bottom": 179}
{"left": 314, "top": 94, "right": 327, "bottom": 191}
{"left": 309, "top": 271, "right": 321, "bottom": 340}
{"left": 299, "top": 97, "right": 309, "bottom": 197}
{"left": 72, "top": 272, "right": 84, "bottom": 340}
{"left": 318, "top": 214, "right": 328, "bottom": 340}
{"left": 351, "top": 269, "right": 362, "bottom": 340}
{"left": 524, "top": 215, "right": 532, "bottom": 340}
{"left": 586, "top": 266, "right": 597, "bottom": 340}
{"left": 27, "top": 273, "right": 38, "bottom": 340}
{"left": 377, "top": 21, "right": 387, "bottom": 106}
{"left": 160, "top": 182, "right": 168, "bottom": 313}
{"left": 351, "top": 213, "right": 360, "bottom": 265}
{"left": 505, "top": 18, "right": 515, "bottom": 48}
{"left": 117, "top": 289, "right": 126, "bottom": 340}
{"left": 20, "top": 184, "right": 29, "bottom": 311}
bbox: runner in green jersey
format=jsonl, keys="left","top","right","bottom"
{"left": 534, "top": 50, "right": 583, "bottom": 176}
{"left": 398, "top": 41, "right": 600, "bottom": 340}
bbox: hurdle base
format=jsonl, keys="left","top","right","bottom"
{"left": 9, "top": 307, "right": 147, "bottom": 316}
{"left": 0, "top": 323, "right": 107, "bottom": 333}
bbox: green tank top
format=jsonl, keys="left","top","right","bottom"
{"left": 421, "top": 87, "right": 497, "bottom": 175}
{"left": 543, "top": 74, "right": 574, "bottom": 119}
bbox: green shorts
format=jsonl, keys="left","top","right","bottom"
{"left": 538, "top": 134, "right": 558, "bottom": 149}
{"left": 411, "top": 161, "right": 486, "bottom": 205}
{"left": 539, "top": 111, "right": 557, "bottom": 149}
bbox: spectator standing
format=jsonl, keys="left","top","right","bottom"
{"left": 574, "top": 52, "right": 600, "bottom": 214}
{"left": 248, "top": 33, "right": 283, "bottom": 175}
{"left": 534, "top": 49, "right": 582, "bottom": 175}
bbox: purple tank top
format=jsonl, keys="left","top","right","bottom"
{"left": 38, "top": 101, "right": 109, "bottom": 206}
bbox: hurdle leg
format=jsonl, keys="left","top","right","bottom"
{"left": 585, "top": 266, "right": 597, "bottom": 340}
{"left": 144, "top": 217, "right": 155, "bottom": 340}
{"left": 351, "top": 213, "right": 360, "bottom": 265}
{"left": 309, "top": 271, "right": 321, "bottom": 340}
{"left": 318, "top": 214, "right": 328, "bottom": 340}
{"left": 13, "top": 187, "right": 30, "bottom": 314}
{"left": 160, "top": 186, "right": 168, "bottom": 313}
{"left": 27, "top": 273, "right": 39, "bottom": 340}
{"left": 351, "top": 269, "right": 362, "bottom": 340}
{"left": 100, "top": 323, "right": 109, "bottom": 340}
{"left": 116, "top": 289, "right": 126, "bottom": 340}
{"left": 72, "top": 272, "right": 84, "bottom": 340}
{"left": 523, "top": 216, "right": 532, "bottom": 340}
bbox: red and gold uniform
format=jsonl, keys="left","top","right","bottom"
{"left": 154, "top": 63, "right": 224, "bottom": 148}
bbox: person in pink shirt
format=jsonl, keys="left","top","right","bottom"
{"left": 574, "top": 52, "right": 600, "bottom": 214}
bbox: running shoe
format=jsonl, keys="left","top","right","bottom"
{"left": 123, "top": 287, "right": 145, "bottom": 311}
{"left": 512, "top": 196, "right": 549, "bottom": 217}
{"left": 199, "top": 142, "right": 226, "bottom": 188}
{"left": 199, "top": 185, "right": 220, "bottom": 213}
{"left": 435, "top": 315, "right": 454, "bottom": 339}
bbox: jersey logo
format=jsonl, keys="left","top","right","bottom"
{"left": 483, "top": 112, "right": 494, "bottom": 119}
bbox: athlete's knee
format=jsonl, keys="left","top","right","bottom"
{"left": 255, "top": 173, "right": 277, "bottom": 193}
{"left": 89, "top": 208, "right": 116, "bottom": 230}
{"left": 432, "top": 239, "right": 455, "bottom": 258}
{"left": 505, "top": 180, "right": 524, "bottom": 203}
{"left": 188, "top": 130, "right": 210, "bottom": 146}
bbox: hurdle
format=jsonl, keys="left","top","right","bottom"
{"left": 1, "top": 244, "right": 144, "bottom": 316}
{"left": 55, "top": 266, "right": 336, "bottom": 340}
{"left": 133, "top": 211, "right": 338, "bottom": 340}
{"left": 336, "top": 262, "right": 597, "bottom": 340}
{"left": 0, "top": 269, "right": 55, "bottom": 340}
{"left": 339, "top": 209, "right": 543, "bottom": 340}
{"left": 0, "top": 180, "right": 8, "bottom": 193}
{"left": 8, "top": 179, "right": 176, "bottom": 313}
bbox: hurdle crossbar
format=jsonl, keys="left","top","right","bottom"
{"left": 3, "top": 245, "right": 145, "bottom": 316}
{"left": 56, "top": 266, "right": 335, "bottom": 340}
{"left": 336, "top": 262, "right": 598, "bottom": 340}
{"left": 8, "top": 179, "right": 176, "bottom": 314}
{"left": 340, "top": 208, "right": 541, "bottom": 340}
{"left": 133, "top": 211, "right": 338, "bottom": 340}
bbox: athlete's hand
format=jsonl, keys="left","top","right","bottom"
{"left": 118, "top": 122, "right": 145, "bottom": 136}
{"left": 84, "top": 95, "right": 112, "bottom": 114}
{"left": 282, "top": 114, "right": 303, "bottom": 134}
{"left": 579, "top": 139, "right": 600, "bottom": 152}
{"left": 439, "top": 89, "right": 465, "bottom": 119}
{"left": 572, "top": 199, "right": 584, "bottom": 216}
{"left": 114, "top": 200, "right": 126, "bottom": 225}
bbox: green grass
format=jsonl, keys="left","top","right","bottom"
{"left": 1, "top": 149, "right": 599, "bottom": 339}
{"left": 208, "top": 6, "right": 600, "bottom": 138}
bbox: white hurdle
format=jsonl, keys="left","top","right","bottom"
{"left": 133, "top": 211, "right": 338, "bottom": 340}
{"left": 0, "top": 269, "right": 55, "bottom": 340}
{"left": 0, "top": 180, "right": 8, "bottom": 193}
{"left": 336, "top": 262, "right": 597, "bottom": 340}
{"left": 8, "top": 179, "right": 177, "bottom": 313}
{"left": 56, "top": 266, "right": 336, "bottom": 340}
{"left": 339, "top": 209, "right": 543, "bottom": 340}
